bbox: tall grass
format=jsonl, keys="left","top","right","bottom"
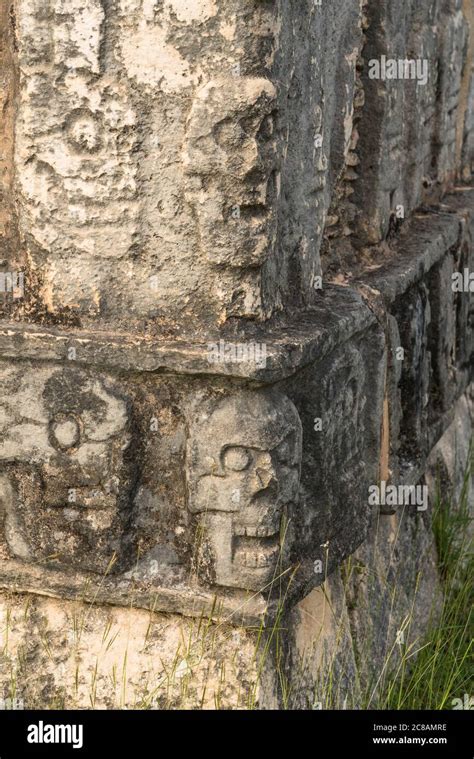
{"left": 376, "top": 448, "right": 473, "bottom": 709}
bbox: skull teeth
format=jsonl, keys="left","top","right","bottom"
{"left": 234, "top": 545, "right": 280, "bottom": 568}
{"left": 233, "top": 534, "right": 280, "bottom": 568}
{"left": 233, "top": 524, "right": 280, "bottom": 537}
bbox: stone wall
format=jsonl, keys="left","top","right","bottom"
{"left": 0, "top": 0, "right": 472, "bottom": 709}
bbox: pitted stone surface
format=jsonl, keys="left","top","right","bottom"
{"left": 0, "top": 0, "right": 472, "bottom": 709}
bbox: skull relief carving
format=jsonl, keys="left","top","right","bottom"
{"left": 0, "top": 366, "right": 132, "bottom": 573}
{"left": 187, "top": 390, "right": 302, "bottom": 592}
{"left": 184, "top": 77, "right": 280, "bottom": 270}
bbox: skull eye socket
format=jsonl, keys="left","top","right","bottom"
{"left": 222, "top": 447, "right": 251, "bottom": 472}
{"left": 49, "top": 414, "right": 82, "bottom": 451}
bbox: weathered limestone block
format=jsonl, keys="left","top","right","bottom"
{"left": 10, "top": 0, "right": 285, "bottom": 327}
{"left": 0, "top": 365, "right": 132, "bottom": 573}
{"left": 0, "top": 591, "right": 259, "bottom": 709}
{"left": 356, "top": 189, "right": 474, "bottom": 484}
{"left": 426, "top": 389, "right": 474, "bottom": 512}
{"left": 278, "top": 386, "right": 472, "bottom": 710}
{"left": 0, "top": 0, "right": 19, "bottom": 272}
{"left": 281, "top": 571, "right": 359, "bottom": 710}
{"left": 16, "top": 0, "right": 137, "bottom": 309}
{"left": 0, "top": 287, "right": 385, "bottom": 625}
{"left": 456, "top": 0, "right": 474, "bottom": 181}
{"left": 283, "top": 319, "right": 385, "bottom": 594}
{"left": 273, "top": 0, "right": 365, "bottom": 306}
{"left": 3, "top": 0, "right": 394, "bottom": 328}
{"left": 432, "top": 3, "right": 469, "bottom": 187}
{"left": 353, "top": 0, "right": 473, "bottom": 245}
{"left": 354, "top": 1, "right": 435, "bottom": 243}
{"left": 0, "top": 0, "right": 472, "bottom": 712}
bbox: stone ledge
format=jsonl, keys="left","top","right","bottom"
{"left": 354, "top": 188, "right": 474, "bottom": 302}
{"left": 0, "top": 558, "right": 268, "bottom": 627}
{"left": 0, "top": 286, "right": 374, "bottom": 383}
{"left": 0, "top": 190, "right": 472, "bottom": 624}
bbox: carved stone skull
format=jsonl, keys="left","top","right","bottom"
{"left": 0, "top": 365, "right": 132, "bottom": 573}
{"left": 184, "top": 77, "right": 280, "bottom": 270}
{"left": 187, "top": 390, "right": 302, "bottom": 592}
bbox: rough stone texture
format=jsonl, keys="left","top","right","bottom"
{"left": 0, "top": 590, "right": 259, "bottom": 709}
{"left": 0, "top": 307, "right": 385, "bottom": 625}
{"left": 10, "top": 0, "right": 289, "bottom": 328}
{"left": 353, "top": 189, "right": 474, "bottom": 485}
{"left": 280, "top": 389, "right": 472, "bottom": 710}
{"left": 426, "top": 387, "right": 474, "bottom": 515}
{"left": 352, "top": 1, "right": 467, "bottom": 241}
{"left": 0, "top": 1, "right": 472, "bottom": 709}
